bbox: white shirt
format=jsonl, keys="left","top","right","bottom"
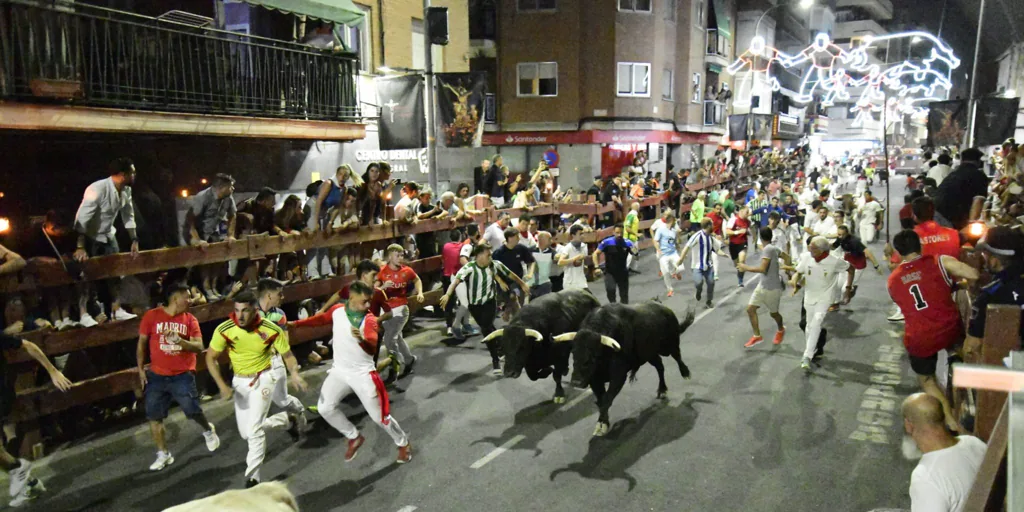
{"left": 459, "top": 241, "right": 474, "bottom": 261}
{"left": 556, "top": 243, "right": 589, "bottom": 290}
{"left": 483, "top": 222, "right": 506, "bottom": 250}
{"left": 927, "top": 164, "right": 953, "bottom": 185}
{"left": 328, "top": 305, "right": 375, "bottom": 373}
{"left": 684, "top": 231, "right": 719, "bottom": 271}
{"left": 394, "top": 195, "right": 416, "bottom": 221}
{"left": 73, "top": 177, "right": 136, "bottom": 243}
{"left": 858, "top": 199, "right": 884, "bottom": 224}
{"left": 910, "top": 436, "right": 986, "bottom": 512}
{"left": 649, "top": 218, "right": 667, "bottom": 238}
{"left": 795, "top": 251, "right": 850, "bottom": 306}
{"left": 798, "top": 188, "right": 817, "bottom": 212}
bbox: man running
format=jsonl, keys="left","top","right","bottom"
{"left": 790, "top": 237, "right": 855, "bottom": 370}
{"left": 832, "top": 225, "right": 882, "bottom": 301}
{"left": 739, "top": 227, "right": 787, "bottom": 348}
{"left": 624, "top": 202, "right": 641, "bottom": 273}
{"left": 255, "top": 279, "right": 307, "bottom": 436}
{"left": 592, "top": 225, "right": 635, "bottom": 303}
{"left": 556, "top": 224, "right": 590, "bottom": 292}
{"left": 375, "top": 244, "right": 424, "bottom": 376}
{"left": 724, "top": 206, "right": 752, "bottom": 287}
{"left": 654, "top": 212, "right": 683, "bottom": 297}
{"left": 440, "top": 244, "right": 530, "bottom": 375}
{"left": 206, "top": 292, "right": 308, "bottom": 488}
{"left": 291, "top": 281, "right": 412, "bottom": 464}
{"left": 887, "top": 230, "right": 978, "bottom": 432}
{"left": 137, "top": 283, "right": 220, "bottom": 472}
{"left": 677, "top": 218, "right": 721, "bottom": 308}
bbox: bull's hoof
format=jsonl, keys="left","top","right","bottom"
{"left": 552, "top": 395, "right": 566, "bottom": 404}
{"left": 656, "top": 390, "right": 668, "bottom": 400}
{"left": 592, "top": 422, "right": 609, "bottom": 437}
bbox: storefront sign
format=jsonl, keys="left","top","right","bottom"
{"left": 482, "top": 130, "right": 719, "bottom": 146}
{"left": 353, "top": 148, "right": 429, "bottom": 175}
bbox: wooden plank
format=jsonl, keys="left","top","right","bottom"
{"left": 975, "top": 305, "right": 1021, "bottom": 441}
{"left": 963, "top": 401, "right": 1009, "bottom": 512}
{"left": 396, "top": 217, "right": 464, "bottom": 236}
{"left": 639, "top": 194, "right": 665, "bottom": 208}
{"left": 556, "top": 203, "right": 598, "bottom": 216}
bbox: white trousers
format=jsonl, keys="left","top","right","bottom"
{"left": 802, "top": 302, "right": 830, "bottom": 360}
{"left": 381, "top": 305, "right": 413, "bottom": 365}
{"left": 713, "top": 252, "right": 720, "bottom": 279}
{"left": 659, "top": 255, "right": 681, "bottom": 291}
{"left": 318, "top": 367, "right": 408, "bottom": 446}
{"left": 789, "top": 225, "right": 803, "bottom": 259}
{"left": 270, "top": 356, "right": 304, "bottom": 415}
{"left": 232, "top": 372, "right": 293, "bottom": 481}
{"left": 859, "top": 222, "right": 877, "bottom": 244}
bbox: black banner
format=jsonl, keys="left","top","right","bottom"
{"left": 927, "top": 100, "right": 967, "bottom": 147}
{"left": 376, "top": 75, "right": 426, "bottom": 150}
{"left": 435, "top": 72, "right": 487, "bottom": 148}
{"left": 974, "top": 97, "right": 1021, "bottom": 147}
{"left": 728, "top": 114, "right": 747, "bottom": 142}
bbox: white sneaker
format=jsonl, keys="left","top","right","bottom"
{"left": 78, "top": 313, "right": 99, "bottom": 328}
{"left": 203, "top": 425, "right": 220, "bottom": 452}
{"left": 112, "top": 308, "right": 137, "bottom": 321}
{"left": 149, "top": 451, "right": 174, "bottom": 471}
{"left": 53, "top": 318, "right": 68, "bottom": 331}
{"left": 887, "top": 310, "right": 904, "bottom": 322}
{"left": 8, "top": 478, "right": 44, "bottom": 508}
{"left": 8, "top": 459, "right": 32, "bottom": 498}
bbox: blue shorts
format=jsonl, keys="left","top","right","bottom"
{"left": 144, "top": 371, "right": 202, "bottom": 421}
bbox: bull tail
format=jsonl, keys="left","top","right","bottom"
{"left": 629, "top": 369, "right": 639, "bottom": 383}
{"left": 678, "top": 309, "right": 696, "bottom": 336}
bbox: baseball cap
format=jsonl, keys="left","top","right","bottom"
{"left": 977, "top": 226, "right": 1023, "bottom": 257}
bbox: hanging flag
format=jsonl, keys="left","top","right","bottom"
{"left": 973, "top": 97, "right": 1021, "bottom": 147}
{"left": 728, "top": 114, "right": 748, "bottom": 142}
{"left": 375, "top": 75, "right": 426, "bottom": 150}
{"left": 435, "top": 72, "right": 487, "bottom": 148}
{"left": 927, "top": 100, "right": 967, "bottom": 147}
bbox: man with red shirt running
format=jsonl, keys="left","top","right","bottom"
{"left": 290, "top": 281, "right": 411, "bottom": 464}
{"left": 136, "top": 283, "right": 221, "bottom": 471}
{"left": 376, "top": 244, "right": 424, "bottom": 376}
{"left": 724, "top": 206, "right": 751, "bottom": 287}
{"left": 887, "top": 230, "right": 978, "bottom": 432}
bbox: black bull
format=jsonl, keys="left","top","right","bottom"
{"left": 482, "top": 290, "right": 600, "bottom": 403}
{"left": 555, "top": 302, "right": 694, "bottom": 436}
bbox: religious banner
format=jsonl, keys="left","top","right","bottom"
{"left": 927, "top": 100, "right": 967, "bottom": 147}
{"left": 728, "top": 114, "right": 748, "bottom": 142}
{"left": 973, "top": 97, "right": 1021, "bottom": 147}
{"left": 435, "top": 72, "right": 487, "bottom": 148}
{"left": 375, "top": 75, "right": 426, "bottom": 150}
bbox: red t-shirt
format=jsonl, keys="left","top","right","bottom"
{"left": 914, "top": 220, "right": 960, "bottom": 259}
{"left": 339, "top": 286, "right": 391, "bottom": 316}
{"left": 899, "top": 204, "right": 914, "bottom": 226}
{"left": 886, "top": 255, "right": 963, "bottom": 357}
{"left": 706, "top": 212, "right": 724, "bottom": 236}
{"left": 139, "top": 308, "right": 202, "bottom": 376}
{"left": 727, "top": 215, "right": 750, "bottom": 245}
{"left": 377, "top": 265, "right": 418, "bottom": 308}
{"left": 442, "top": 241, "right": 465, "bottom": 277}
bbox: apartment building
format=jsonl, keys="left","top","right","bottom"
{"left": 467, "top": 0, "right": 737, "bottom": 187}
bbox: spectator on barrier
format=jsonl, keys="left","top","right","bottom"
{"left": 493, "top": 227, "right": 536, "bottom": 321}
{"left": 3, "top": 296, "right": 52, "bottom": 334}
{"left": 0, "top": 329, "right": 73, "bottom": 506}
{"left": 271, "top": 195, "right": 306, "bottom": 283}
{"left": 183, "top": 173, "right": 237, "bottom": 301}
{"left": 936, "top": 148, "right": 989, "bottom": 230}
{"left": 302, "top": 181, "right": 322, "bottom": 231}
{"left": 483, "top": 211, "right": 511, "bottom": 250}
{"left": 17, "top": 210, "right": 79, "bottom": 330}
{"left": 586, "top": 176, "right": 603, "bottom": 202}
{"left": 900, "top": 393, "right": 986, "bottom": 512}
{"left": 237, "top": 188, "right": 279, "bottom": 236}
{"left": 965, "top": 226, "right": 1024, "bottom": 357}
{"left": 437, "top": 191, "right": 463, "bottom": 221}
{"left": 73, "top": 157, "right": 140, "bottom": 326}
{"left": 310, "top": 165, "right": 361, "bottom": 279}
{"left": 393, "top": 182, "right": 421, "bottom": 224}
{"left": 927, "top": 153, "right": 954, "bottom": 186}
{"left": 486, "top": 156, "right": 508, "bottom": 208}
{"left": 132, "top": 167, "right": 181, "bottom": 250}
{"left": 136, "top": 282, "right": 220, "bottom": 472}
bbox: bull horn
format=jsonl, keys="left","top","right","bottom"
{"left": 600, "top": 336, "right": 621, "bottom": 351}
{"left": 525, "top": 329, "right": 544, "bottom": 342}
{"left": 481, "top": 329, "right": 504, "bottom": 343}
{"left": 552, "top": 332, "right": 576, "bottom": 343}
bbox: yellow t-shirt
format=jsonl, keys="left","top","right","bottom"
{"left": 211, "top": 317, "right": 291, "bottom": 375}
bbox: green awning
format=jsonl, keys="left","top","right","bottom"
{"left": 711, "top": 0, "right": 731, "bottom": 39}
{"left": 243, "top": 0, "right": 366, "bottom": 26}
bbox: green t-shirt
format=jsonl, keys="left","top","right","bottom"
{"left": 723, "top": 198, "right": 736, "bottom": 217}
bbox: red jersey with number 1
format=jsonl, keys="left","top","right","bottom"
{"left": 377, "top": 265, "right": 418, "bottom": 308}
{"left": 886, "top": 255, "right": 963, "bottom": 357}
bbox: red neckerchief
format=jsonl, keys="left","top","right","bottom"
{"left": 230, "top": 311, "right": 263, "bottom": 332}
{"left": 813, "top": 252, "right": 830, "bottom": 263}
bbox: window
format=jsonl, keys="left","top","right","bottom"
{"left": 518, "top": 0, "right": 556, "bottom": 12}
{"left": 694, "top": 0, "right": 704, "bottom": 29}
{"left": 342, "top": 4, "right": 372, "bottom": 72}
{"left": 618, "top": 0, "right": 652, "bottom": 12}
{"left": 518, "top": 62, "right": 558, "bottom": 97}
{"left": 662, "top": 69, "right": 674, "bottom": 101}
{"left": 665, "top": 0, "right": 677, "bottom": 21}
{"left": 691, "top": 72, "right": 701, "bottom": 103}
{"left": 617, "top": 62, "right": 651, "bottom": 97}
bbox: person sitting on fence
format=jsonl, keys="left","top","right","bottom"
{"left": 13, "top": 210, "right": 80, "bottom": 331}
{"left": 136, "top": 282, "right": 221, "bottom": 472}
{"left": 72, "top": 157, "right": 141, "bottom": 326}
{"left": 0, "top": 329, "right": 73, "bottom": 506}
{"left": 273, "top": 195, "right": 306, "bottom": 283}
{"left": 183, "top": 173, "right": 237, "bottom": 301}
{"left": 328, "top": 188, "right": 361, "bottom": 276}
{"left": 309, "top": 165, "right": 361, "bottom": 281}
{"left": 393, "top": 182, "right": 422, "bottom": 225}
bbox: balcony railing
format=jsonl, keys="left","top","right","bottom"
{"left": 0, "top": 0, "right": 360, "bottom": 121}
{"left": 706, "top": 29, "right": 731, "bottom": 59}
{"left": 704, "top": 100, "right": 726, "bottom": 127}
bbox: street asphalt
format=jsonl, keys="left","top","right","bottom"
{"left": 11, "top": 180, "right": 921, "bottom": 512}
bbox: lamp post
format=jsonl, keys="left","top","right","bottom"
{"left": 423, "top": 0, "right": 438, "bottom": 194}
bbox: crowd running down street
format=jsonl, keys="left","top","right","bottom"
{"left": 0, "top": 141, "right": 1022, "bottom": 511}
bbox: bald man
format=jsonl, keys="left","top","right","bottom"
{"left": 901, "top": 393, "right": 986, "bottom": 512}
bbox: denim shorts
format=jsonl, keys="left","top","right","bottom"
{"left": 145, "top": 371, "right": 202, "bottom": 421}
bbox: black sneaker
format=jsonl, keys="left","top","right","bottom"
{"left": 399, "top": 356, "right": 418, "bottom": 378}
{"left": 705, "top": 300, "right": 713, "bottom": 309}
{"left": 246, "top": 479, "right": 260, "bottom": 489}
{"left": 695, "top": 288, "right": 702, "bottom": 301}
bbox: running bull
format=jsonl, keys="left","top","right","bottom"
{"left": 555, "top": 302, "right": 694, "bottom": 436}
{"left": 482, "top": 289, "right": 600, "bottom": 403}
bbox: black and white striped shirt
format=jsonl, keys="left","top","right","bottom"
{"left": 454, "top": 260, "right": 515, "bottom": 305}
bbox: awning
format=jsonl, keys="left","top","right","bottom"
{"left": 242, "top": 0, "right": 365, "bottom": 26}
{"left": 711, "top": 0, "right": 731, "bottom": 39}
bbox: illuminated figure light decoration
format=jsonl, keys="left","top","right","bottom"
{"left": 848, "top": 31, "right": 962, "bottom": 103}
{"left": 726, "top": 36, "right": 794, "bottom": 108}
{"left": 780, "top": 33, "right": 854, "bottom": 106}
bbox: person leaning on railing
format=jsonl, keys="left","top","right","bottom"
{"left": 183, "top": 173, "right": 237, "bottom": 301}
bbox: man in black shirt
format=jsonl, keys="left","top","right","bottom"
{"left": 586, "top": 176, "right": 604, "bottom": 199}
{"left": 592, "top": 225, "right": 635, "bottom": 303}
{"left": 492, "top": 227, "right": 536, "bottom": 320}
{"left": 0, "top": 332, "right": 72, "bottom": 505}
{"left": 936, "top": 148, "right": 989, "bottom": 230}
{"left": 965, "top": 226, "right": 1024, "bottom": 357}
{"left": 487, "top": 155, "right": 508, "bottom": 208}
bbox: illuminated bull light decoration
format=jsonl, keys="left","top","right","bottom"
{"left": 727, "top": 31, "right": 961, "bottom": 120}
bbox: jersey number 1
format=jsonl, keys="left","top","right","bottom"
{"left": 909, "top": 284, "right": 928, "bottom": 311}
